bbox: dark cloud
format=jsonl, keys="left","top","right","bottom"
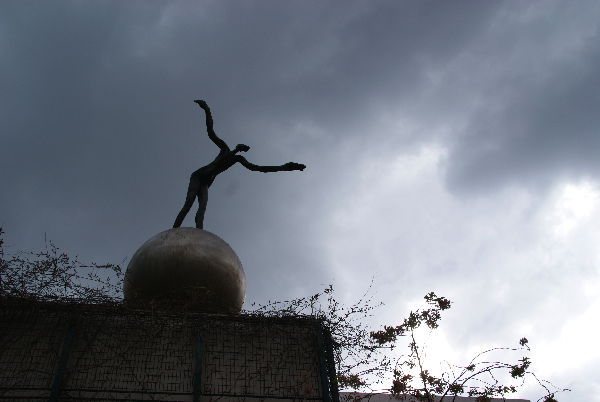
{"left": 0, "top": 1, "right": 504, "bottom": 295}
{"left": 0, "top": 0, "right": 598, "bottom": 308}
{"left": 445, "top": 4, "right": 600, "bottom": 193}
{"left": 2, "top": 3, "right": 600, "bottom": 399}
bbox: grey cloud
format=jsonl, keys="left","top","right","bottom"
{"left": 1, "top": 3, "right": 599, "bottom": 400}
{"left": 0, "top": 1, "right": 503, "bottom": 278}
{"left": 445, "top": 4, "right": 600, "bottom": 194}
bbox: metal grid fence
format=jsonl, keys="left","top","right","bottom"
{"left": 0, "top": 300, "right": 339, "bottom": 402}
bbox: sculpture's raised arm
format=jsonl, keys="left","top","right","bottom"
{"left": 235, "top": 156, "right": 306, "bottom": 173}
{"left": 194, "top": 100, "right": 230, "bottom": 151}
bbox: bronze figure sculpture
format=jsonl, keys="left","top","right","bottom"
{"left": 173, "top": 100, "right": 306, "bottom": 229}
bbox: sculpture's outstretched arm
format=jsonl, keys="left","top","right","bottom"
{"left": 194, "top": 100, "right": 230, "bottom": 152}
{"left": 236, "top": 156, "right": 306, "bottom": 173}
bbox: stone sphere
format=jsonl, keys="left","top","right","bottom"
{"left": 124, "top": 228, "right": 246, "bottom": 314}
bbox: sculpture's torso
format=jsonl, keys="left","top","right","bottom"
{"left": 190, "top": 149, "right": 238, "bottom": 188}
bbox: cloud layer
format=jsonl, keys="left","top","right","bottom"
{"left": 1, "top": 1, "right": 599, "bottom": 400}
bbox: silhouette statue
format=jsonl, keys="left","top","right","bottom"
{"left": 173, "top": 100, "right": 306, "bottom": 229}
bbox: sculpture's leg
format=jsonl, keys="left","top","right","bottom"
{"left": 195, "top": 185, "right": 209, "bottom": 229}
{"left": 173, "top": 188, "right": 197, "bottom": 228}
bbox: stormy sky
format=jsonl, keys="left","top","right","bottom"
{"left": 1, "top": 1, "right": 599, "bottom": 400}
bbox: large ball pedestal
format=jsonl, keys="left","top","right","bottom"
{"left": 124, "top": 227, "right": 246, "bottom": 314}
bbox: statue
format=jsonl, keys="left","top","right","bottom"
{"left": 173, "top": 100, "right": 306, "bottom": 229}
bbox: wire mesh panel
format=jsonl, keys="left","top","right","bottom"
{"left": 0, "top": 307, "right": 67, "bottom": 400}
{"left": 0, "top": 301, "right": 334, "bottom": 402}
{"left": 199, "top": 318, "right": 322, "bottom": 400}
{"left": 61, "top": 312, "right": 195, "bottom": 401}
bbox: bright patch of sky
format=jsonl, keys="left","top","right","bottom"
{"left": 324, "top": 143, "right": 600, "bottom": 400}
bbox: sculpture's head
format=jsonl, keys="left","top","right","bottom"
{"left": 235, "top": 144, "right": 250, "bottom": 153}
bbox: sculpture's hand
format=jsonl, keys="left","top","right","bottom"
{"left": 194, "top": 99, "right": 208, "bottom": 109}
{"left": 284, "top": 162, "right": 306, "bottom": 171}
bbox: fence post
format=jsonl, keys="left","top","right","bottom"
{"left": 48, "top": 317, "right": 77, "bottom": 402}
{"left": 316, "top": 321, "right": 332, "bottom": 402}
{"left": 323, "top": 326, "right": 340, "bottom": 402}
{"left": 193, "top": 334, "right": 204, "bottom": 402}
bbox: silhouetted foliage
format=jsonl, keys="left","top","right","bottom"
{"left": 0, "top": 229, "right": 568, "bottom": 401}
{"left": 369, "top": 292, "right": 567, "bottom": 402}
{"left": 248, "top": 282, "right": 388, "bottom": 390}
{"left": 251, "top": 286, "right": 569, "bottom": 402}
{"left": 0, "top": 228, "right": 122, "bottom": 304}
